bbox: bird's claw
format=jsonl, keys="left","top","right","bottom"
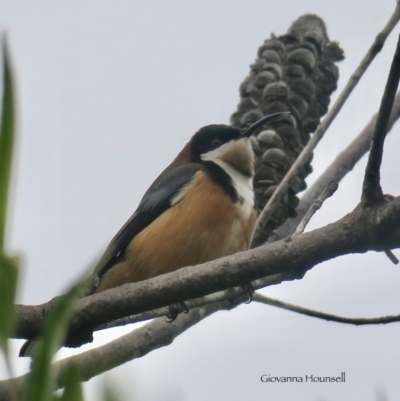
{"left": 165, "top": 302, "right": 189, "bottom": 322}
{"left": 229, "top": 283, "right": 254, "bottom": 305}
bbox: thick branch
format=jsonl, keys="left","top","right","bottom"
{"left": 271, "top": 91, "right": 400, "bottom": 242}
{"left": 252, "top": 4, "right": 400, "bottom": 247}
{"left": 13, "top": 197, "right": 400, "bottom": 347}
{"left": 253, "top": 292, "right": 400, "bottom": 325}
{"left": 362, "top": 34, "right": 400, "bottom": 204}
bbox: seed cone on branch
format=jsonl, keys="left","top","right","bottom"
{"left": 230, "top": 14, "right": 344, "bottom": 238}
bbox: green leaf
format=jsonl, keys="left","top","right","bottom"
{"left": 60, "top": 364, "right": 85, "bottom": 401}
{"left": 23, "top": 278, "right": 88, "bottom": 401}
{"left": 0, "top": 253, "right": 19, "bottom": 353}
{"left": 0, "top": 34, "right": 15, "bottom": 251}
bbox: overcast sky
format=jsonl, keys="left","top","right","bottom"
{"left": 2, "top": 1, "right": 400, "bottom": 400}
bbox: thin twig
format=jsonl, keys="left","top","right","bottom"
{"left": 252, "top": 4, "right": 400, "bottom": 247}
{"left": 362, "top": 34, "right": 400, "bottom": 204}
{"left": 384, "top": 249, "right": 399, "bottom": 264}
{"left": 253, "top": 292, "right": 400, "bottom": 325}
{"left": 270, "top": 91, "right": 400, "bottom": 242}
{"left": 293, "top": 180, "right": 338, "bottom": 235}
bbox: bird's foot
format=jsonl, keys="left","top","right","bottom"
{"left": 165, "top": 302, "right": 189, "bottom": 322}
{"left": 229, "top": 283, "right": 254, "bottom": 305}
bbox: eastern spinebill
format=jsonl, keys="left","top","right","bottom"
{"left": 90, "top": 112, "right": 285, "bottom": 293}
{"left": 19, "top": 112, "right": 285, "bottom": 357}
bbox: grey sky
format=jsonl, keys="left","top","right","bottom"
{"left": 1, "top": 1, "right": 400, "bottom": 400}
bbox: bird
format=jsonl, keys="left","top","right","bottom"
{"left": 19, "top": 112, "right": 285, "bottom": 357}
{"left": 88, "top": 112, "right": 286, "bottom": 294}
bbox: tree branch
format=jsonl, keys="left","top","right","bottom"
{"left": 252, "top": 3, "right": 400, "bottom": 247}
{"left": 384, "top": 249, "right": 399, "bottom": 264}
{"left": 0, "top": 303, "right": 229, "bottom": 401}
{"left": 270, "top": 91, "right": 400, "bottom": 242}
{"left": 253, "top": 292, "right": 400, "bottom": 326}
{"left": 362, "top": 34, "right": 400, "bottom": 204}
{"left": 4, "top": 256, "right": 400, "bottom": 401}
{"left": 95, "top": 271, "right": 296, "bottom": 332}
{"left": 11, "top": 196, "right": 400, "bottom": 348}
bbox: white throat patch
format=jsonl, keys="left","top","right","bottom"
{"left": 214, "top": 160, "right": 255, "bottom": 218}
{"left": 201, "top": 137, "right": 255, "bottom": 217}
{"left": 201, "top": 138, "right": 254, "bottom": 218}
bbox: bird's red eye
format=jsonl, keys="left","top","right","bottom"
{"left": 212, "top": 139, "right": 222, "bottom": 147}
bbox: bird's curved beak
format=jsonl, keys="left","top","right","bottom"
{"left": 240, "top": 112, "right": 290, "bottom": 138}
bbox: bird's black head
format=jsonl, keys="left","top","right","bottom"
{"left": 189, "top": 112, "right": 288, "bottom": 162}
{"left": 190, "top": 125, "right": 241, "bottom": 162}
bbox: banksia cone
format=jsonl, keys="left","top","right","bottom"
{"left": 230, "top": 14, "right": 344, "bottom": 244}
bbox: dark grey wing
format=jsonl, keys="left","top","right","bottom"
{"left": 94, "top": 163, "right": 201, "bottom": 278}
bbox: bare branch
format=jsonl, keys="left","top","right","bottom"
{"left": 0, "top": 278, "right": 296, "bottom": 399}
{"left": 271, "top": 91, "right": 400, "bottom": 242}
{"left": 96, "top": 272, "right": 296, "bottom": 331}
{"left": 3, "top": 256, "right": 400, "bottom": 400}
{"left": 95, "top": 287, "right": 242, "bottom": 331}
{"left": 293, "top": 180, "right": 338, "bottom": 235}
{"left": 10, "top": 196, "right": 400, "bottom": 348}
{"left": 384, "top": 249, "right": 399, "bottom": 265}
{"left": 362, "top": 34, "right": 400, "bottom": 204}
{"left": 253, "top": 292, "right": 400, "bottom": 325}
{"left": 0, "top": 303, "right": 228, "bottom": 401}
{"left": 252, "top": 4, "right": 400, "bottom": 247}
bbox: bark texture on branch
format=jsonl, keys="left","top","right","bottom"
{"left": 230, "top": 14, "right": 343, "bottom": 240}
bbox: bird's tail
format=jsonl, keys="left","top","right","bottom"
{"left": 18, "top": 256, "right": 102, "bottom": 358}
{"left": 19, "top": 339, "right": 34, "bottom": 357}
